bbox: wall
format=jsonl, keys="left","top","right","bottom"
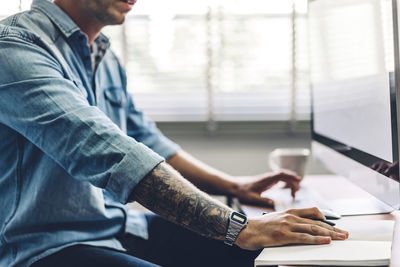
{"left": 158, "top": 121, "right": 331, "bottom": 176}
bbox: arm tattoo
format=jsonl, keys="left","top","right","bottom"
{"left": 130, "top": 162, "right": 231, "bottom": 240}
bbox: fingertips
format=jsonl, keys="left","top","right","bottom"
{"left": 314, "top": 224, "right": 349, "bottom": 240}
{"left": 325, "top": 227, "right": 347, "bottom": 240}
{"left": 294, "top": 217, "right": 348, "bottom": 239}
{"left": 265, "top": 198, "right": 274, "bottom": 207}
{"left": 292, "top": 223, "right": 345, "bottom": 241}
{"left": 332, "top": 232, "right": 348, "bottom": 240}
{"left": 318, "top": 236, "right": 332, "bottom": 244}
{"left": 257, "top": 197, "right": 275, "bottom": 207}
{"left": 306, "top": 235, "right": 332, "bottom": 245}
{"left": 333, "top": 227, "right": 349, "bottom": 238}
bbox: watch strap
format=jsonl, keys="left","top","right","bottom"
{"left": 224, "top": 211, "right": 247, "bottom": 246}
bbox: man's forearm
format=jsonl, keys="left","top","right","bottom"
{"left": 167, "top": 150, "right": 239, "bottom": 196}
{"left": 130, "top": 162, "right": 232, "bottom": 240}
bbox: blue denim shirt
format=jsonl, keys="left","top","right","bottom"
{"left": 0, "top": 0, "right": 180, "bottom": 266}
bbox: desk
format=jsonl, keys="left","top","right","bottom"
{"left": 240, "top": 175, "right": 400, "bottom": 267}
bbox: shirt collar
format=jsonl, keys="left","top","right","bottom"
{"left": 31, "top": 0, "right": 80, "bottom": 39}
{"left": 31, "top": 0, "right": 111, "bottom": 48}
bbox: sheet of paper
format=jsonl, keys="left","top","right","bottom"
{"left": 255, "top": 240, "right": 391, "bottom": 266}
{"left": 255, "top": 220, "right": 394, "bottom": 266}
{"left": 335, "top": 220, "right": 395, "bottom": 241}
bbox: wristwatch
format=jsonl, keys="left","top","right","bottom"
{"left": 224, "top": 211, "right": 248, "bottom": 246}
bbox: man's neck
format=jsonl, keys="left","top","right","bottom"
{"left": 53, "top": 0, "right": 103, "bottom": 45}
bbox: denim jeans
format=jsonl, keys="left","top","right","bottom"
{"left": 32, "top": 214, "right": 260, "bottom": 267}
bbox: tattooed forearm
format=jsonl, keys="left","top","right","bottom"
{"left": 130, "top": 162, "right": 231, "bottom": 240}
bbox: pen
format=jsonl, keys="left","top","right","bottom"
{"left": 262, "top": 212, "right": 336, "bottom": 226}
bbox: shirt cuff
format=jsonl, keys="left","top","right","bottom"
{"left": 105, "top": 143, "right": 164, "bottom": 204}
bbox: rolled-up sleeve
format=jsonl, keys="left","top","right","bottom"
{"left": 0, "top": 34, "right": 163, "bottom": 204}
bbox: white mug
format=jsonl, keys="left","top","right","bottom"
{"left": 268, "top": 148, "right": 310, "bottom": 179}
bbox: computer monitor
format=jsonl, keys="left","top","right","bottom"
{"left": 309, "top": 0, "right": 400, "bottom": 211}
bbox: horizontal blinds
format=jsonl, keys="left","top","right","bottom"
{"left": 104, "top": 0, "right": 310, "bottom": 121}
{"left": 3, "top": 0, "right": 311, "bottom": 122}
{"left": 294, "top": 13, "right": 311, "bottom": 121}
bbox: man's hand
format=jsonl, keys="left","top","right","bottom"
{"left": 371, "top": 161, "right": 399, "bottom": 181}
{"left": 235, "top": 207, "right": 348, "bottom": 250}
{"left": 234, "top": 171, "right": 301, "bottom": 207}
{"left": 167, "top": 151, "right": 301, "bottom": 204}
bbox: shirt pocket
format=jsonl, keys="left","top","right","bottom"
{"left": 103, "top": 86, "right": 127, "bottom": 133}
{"left": 104, "top": 86, "right": 126, "bottom": 107}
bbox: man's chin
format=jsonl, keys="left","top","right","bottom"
{"left": 101, "top": 10, "right": 127, "bottom": 26}
{"left": 114, "top": 16, "right": 126, "bottom": 25}
{"left": 103, "top": 17, "right": 125, "bottom": 26}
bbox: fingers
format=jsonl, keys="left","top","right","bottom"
{"left": 248, "top": 195, "right": 275, "bottom": 207}
{"left": 385, "top": 162, "right": 399, "bottom": 175}
{"left": 257, "top": 197, "right": 275, "bottom": 207}
{"left": 290, "top": 185, "right": 298, "bottom": 198}
{"left": 237, "top": 186, "right": 275, "bottom": 207}
{"left": 253, "top": 175, "right": 279, "bottom": 191}
{"left": 286, "top": 207, "right": 325, "bottom": 220}
{"left": 295, "top": 216, "right": 349, "bottom": 237}
{"left": 372, "top": 162, "right": 386, "bottom": 172}
{"left": 284, "top": 208, "right": 349, "bottom": 237}
{"left": 291, "top": 223, "right": 347, "bottom": 240}
{"left": 252, "top": 171, "right": 301, "bottom": 194}
{"left": 269, "top": 171, "right": 301, "bottom": 198}
{"left": 287, "top": 220, "right": 349, "bottom": 245}
{"left": 286, "top": 232, "right": 332, "bottom": 245}
{"left": 276, "top": 170, "right": 302, "bottom": 184}
{"left": 242, "top": 211, "right": 349, "bottom": 249}
{"left": 282, "top": 208, "right": 349, "bottom": 237}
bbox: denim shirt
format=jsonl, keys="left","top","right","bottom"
{"left": 0, "top": 0, "right": 180, "bottom": 266}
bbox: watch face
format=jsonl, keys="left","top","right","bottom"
{"left": 231, "top": 212, "right": 247, "bottom": 224}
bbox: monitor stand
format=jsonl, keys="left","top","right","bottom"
{"left": 329, "top": 198, "right": 394, "bottom": 216}
{"left": 314, "top": 174, "right": 396, "bottom": 216}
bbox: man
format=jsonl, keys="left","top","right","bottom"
{"left": 0, "top": 0, "right": 348, "bottom": 266}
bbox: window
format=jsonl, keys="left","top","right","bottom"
{"left": 104, "top": 0, "right": 310, "bottom": 122}
{"left": 2, "top": 0, "right": 310, "bottom": 123}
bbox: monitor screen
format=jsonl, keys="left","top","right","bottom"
{"left": 310, "top": 0, "right": 399, "bottom": 182}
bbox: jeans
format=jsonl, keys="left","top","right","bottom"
{"left": 31, "top": 214, "right": 260, "bottom": 267}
